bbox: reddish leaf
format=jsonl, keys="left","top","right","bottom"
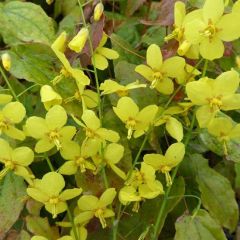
{"left": 155, "top": 0, "right": 186, "bottom": 26}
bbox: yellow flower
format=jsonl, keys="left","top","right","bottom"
{"left": 144, "top": 142, "right": 185, "bottom": 186}
{"left": 59, "top": 141, "right": 96, "bottom": 175}
{"left": 207, "top": 117, "right": 240, "bottom": 155}
{"left": 75, "top": 188, "right": 116, "bottom": 228}
{"left": 40, "top": 85, "right": 62, "bottom": 110}
{"left": 165, "top": 1, "right": 200, "bottom": 58}
{"left": 154, "top": 107, "right": 183, "bottom": 142}
{"left": 68, "top": 28, "right": 89, "bottom": 53}
{"left": 92, "top": 33, "right": 119, "bottom": 70}
{"left": 25, "top": 105, "right": 76, "bottom": 153}
{"left": 64, "top": 87, "right": 98, "bottom": 110}
{"left": 120, "top": 162, "right": 164, "bottom": 212}
{"left": 184, "top": 0, "right": 240, "bottom": 60}
{"left": 27, "top": 172, "right": 82, "bottom": 218}
{"left": 92, "top": 143, "right": 126, "bottom": 179}
{"left": 186, "top": 70, "right": 240, "bottom": 127}
{"left": 113, "top": 97, "right": 158, "bottom": 139}
{"left": 0, "top": 101, "right": 26, "bottom": 140}
{"left": 0, "top": 138, "right": 34, "bottom": 183}
{"left": 51, "top": 32, "right": 90, "bottom": 87}
{"left": 100, "top": 79, "right": 146, "bottom": 96}
{"left": 72, "top": 110, "right": 119, "bottom": 149}
{"left": 135, "top": 44, "right": 186, "bottom": 94}
{"left": 1, "top": 53, "right": 11, "bottom": 71}
{"left": 94, "top": 3, "right": 104, "bottom": 21}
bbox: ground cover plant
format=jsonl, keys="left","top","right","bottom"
{"left": 0, "top": 0, "right": 240, "bottom": 239}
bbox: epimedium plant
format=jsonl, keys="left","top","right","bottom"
{"left": 0, "top": 0, "right": 240, "bottom": 240}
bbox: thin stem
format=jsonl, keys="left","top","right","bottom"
{"left": 108, "top": 34, "right": 145, "bottom": 60}
{"left": 101, "top": 167, "right": 109, "bottom": 188}
{"left": 17, "top": 83, "right": 39, "bottom": 97}
{"left": 202, "top": 59, "right": 208, "bottom": 77}
{"left": 151, "top": 111, "right": 196, "bottom": 240}
{"left": 45, "top": 155, "right": 55, "bottom": 172}
{"left": 0, "top": 65, "right": 19, "bottom": 101}
{"left": 67, "top": 205, "right": 79, "bottom": 240}
{"left": 77, "top": 0, "right": 102, "bottom": 121}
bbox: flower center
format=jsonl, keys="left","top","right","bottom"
{"left": 151, "top": 72, "right": 163, "bottom": 89}
{"left": 0, "top": 119, "right": 9, "bottom": 131}
{"left": 116, "top": 89, "right": 128, "bottom": 97}
{"left": 85, "top": 128, "right": 97, "bottom": 138}
{"left": 76, "top": 157, "right": 86, "bottom": 172}
{"left": 126, "top": 118, "right": 137, "bottom": 139}
{"left": 49, "top": 131, "right": 62, "bottom": 150}
{"left": 208, "top": 97, "right": 222, "bottom": 111}
{"left": 95, "top": 208, "right": 107, "bottom": 228}
{"left": 49, "top": 197, "right": 60, "bottom": 219}
{"left": 201, "top": 21, "right": 217, "bottom": 39}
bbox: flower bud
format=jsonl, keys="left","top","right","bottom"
{"left": 68, "top": 28, "right": 89, "bottom": 53}
{"left": 40, "top": 85, "right": 62, "bottom": 110}
{"left": 177, "top": 40, "right": 191, "bottom": 56}
{"left": 1, "top": 53, "right": 11, "bottom": 71}
{"left": 94, "top": 2, "right": 104, "bottom": 22}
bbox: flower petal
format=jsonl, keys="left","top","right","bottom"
{"left": 92, "top": 54, "right": 108, "bottom": 70}
{"left": 203, "top": 0, "right": 224, "bottom": 23}
{"left": 186, "top": 80, "right": 213, "bottom": 105}
{"left": 104, "top": 143, "right": 124, "bottom": 164}
{"left": 97, "top": 47, "right": 119, "bottom": 59}
{"left": 217, "top": 13, "right": 240, "bottom": 41}
{"left": 46, "top": 105, "right": 67, "bottom": 130}
{"left": 221, "top": 94, "right": 240, "bottom": 111}
{"left": 25, "top": 117, "right": 48, "bottom": 139}
{"left": 40, "top": 172, "right": 65, "bottom": 197}
{"left": 165, "top": 142, "right": 185, "bottom": 167}
{"left": 12, "top": 147, "right": 34, "bottom": 166}
{"left": 35, "top": 138, "right": 54, "bottom": 153}
{"left": 59, "top": 161, "right": 78, "bottom": 175}
{"left": 199, "top": 37, "right": 224, "bottom": 60}
{"left": 78, "top": 195, "right": 98, "bottom": 211}
{"left": 213, "top": 70, "right": 240, "bottom": 96}
{"left": 0, "top": 139, "right": 11, "bottom": 161}
{"left": 82, "top": 110, "right": 100, "bottom": 130}
{"left": 135, "top": 64, "right": 154, "bottom": 82}
{"left": 60, "top": 188, "right": 82, "bottom": 201}
{"left": 146, "top": 44, "right": 162, "bottom": 71}
{"left": 99, "top": 188, "right": 116, "bottom": 207}
{"left": 113, "top": 97, "right": 139, "bottom": 122}
{"left": 3, "top": 102, "right": 26, "bottom": 123}
{"left": 196, "top": 105, "right": 215, "bottom": 128}
{"left": 155, "top": 77, "right": 174, "bottom": 95}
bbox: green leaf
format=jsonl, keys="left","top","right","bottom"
{"left": 190, "top": 154, "right": 239, "bottom": 231}
{"left": 17, "top": 230, "right": 31, "bottom": 240}
{"left": 26, "top": 216, "right": 59, "bottom": 240}
{"left": 111, "top": 34, "right": 143, "bottom": 65}
{"left": 6, "top": 43, "right": 58, "bottom": 84}
{"left": 141, "top": 26, "right": 165, "bottom": 46}
{"left": 0, "top": 1, "right": 55, "bottom": 45}
{"left": 175, "top": 209, "right": 227, "bottom": 240}
{"left": 0, "top": 172, "right": 26, "bottom": 239}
